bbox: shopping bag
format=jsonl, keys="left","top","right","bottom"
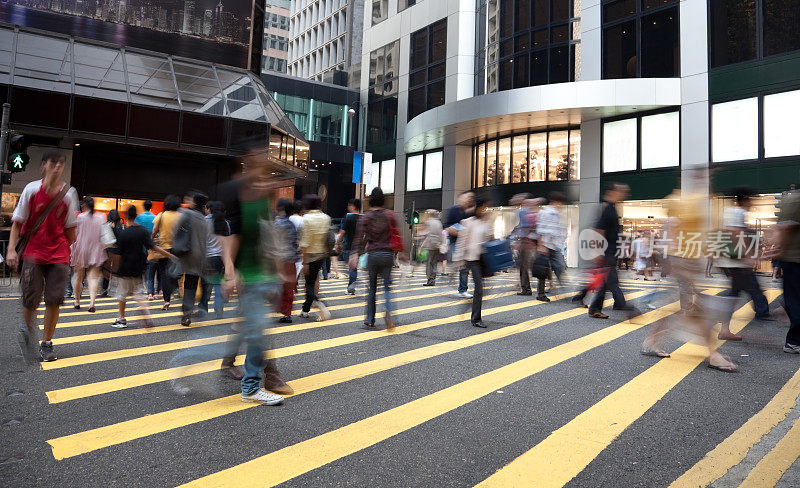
{"left": 482, "top": 239, "right": 515, "bottom": 275}
{"left": 531, "top": 253, "right": 550, "bottom": 280}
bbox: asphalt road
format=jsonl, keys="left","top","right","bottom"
{"left": 1, "top": 268, "right": 798, "bottom": 488}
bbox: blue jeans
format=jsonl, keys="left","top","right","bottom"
{"left": 783, "top": 262, "right": 800, "bottom": 346}
{"left": 447, "top": 243, "right": 469, "bottom": 293}
{"left": 145, "top": 260, "right": 160, "bottom": 296}
{"left": 365, "top": 251, "right": 394, "bottom": 325}
{"left": 222, "top": 282, "right": 277, "bottom": 394}
{"left": 341, "top": 250, "right": 358, "bottom": 287}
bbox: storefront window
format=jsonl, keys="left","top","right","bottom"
{"left": 712, "top": 97, "right": 758, "bottom": 162}
{"left": 764, "top": 89, "right": 800, "bottom": 158}
{"left": 269, "top": 129, "right": 282, "bottom": 160}
{"left": 512, "top": 135, "right": 527, "bottom": 183}
{"left": 498, "top": 137, "right": 511, "bottom": 184}
{"left": 381, "top": 159, "right": 396, "bottom": 193}
{"left": 473, "top": 127, "right": 580, "bottom": 187}
{"left": 603, "top": 118, "right": 637, "bottom": 172}
{"left": 407, "top": 154, "right": 424, "bottom": 191}
{"left": 641, "top": 112, "right": 679, "bottom": 169}
{"left": 529, "top": 132, "right": 547, "bottom": 181}
{"left": 477, "top": 143, "right": 487, "bottom": 187}
{"left": 487, "top": 139, "right": 498, "bottom": 186}
{"left": 548, "top": 130, "right": 570, "bottom": 181}
{"left": 424, "top": 152, "right": 443, "bottom": 190}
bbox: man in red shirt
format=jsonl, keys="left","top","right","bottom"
{"left": 6, "top": 151, "right": 79, "bottom": 362}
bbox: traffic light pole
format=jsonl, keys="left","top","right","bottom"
{"left": 0, "top": 103, "right": 11, "bottom": 198}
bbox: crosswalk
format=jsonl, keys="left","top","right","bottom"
{"left": 6, "top": 269, "right": 796, "bottom": 487}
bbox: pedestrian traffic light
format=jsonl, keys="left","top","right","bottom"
{"left": 6, "top": 134, "right": 31, "bottom": 173}
{"left": 405, "top": 208, "right": 412, "bottom": 224}
{"left": 412, "top": 211, "right": 419, "bottom": 225}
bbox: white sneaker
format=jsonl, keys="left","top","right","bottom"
{"left": 112, "top": 318, "right": 128, "bottom": 329}
{"left": 299, "top": 311, "right": 310, "bottom": 319}
{"left": 314, "top": 300, "right": 331, "bottom": 321}
{"left": 458, "top": 292, "right": 473, "bottom": 299}
{"left": 241, "top": 388, "right": 284, "bottom": 405}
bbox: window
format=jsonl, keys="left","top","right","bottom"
{"left": 367, "top": 41, "right": 400, "bottom": 145}
{"left": 472, "top": 128, "right": 581, "bottom": 187}
{"left": 406, "top": 151, "right": 443, "bottom": 191}
{"left": 381, "top": 159, "right": 396, "bottom": 193}
{"left": 710, "top": 0, "right": 800, "bottom": 68}
{"left": 408, "top": 19, "right": 448, "bottom": 120}
{"left": 641, "top": 112, "right": 680, "bottom": 169}
{"left": 764, "top": 90, "right": 800, "bottom": 158}
{"left": 372, "top": 0, "right": 388, "bottom": 26}
{"left": 711, "top": 98, "right": 758, "bottom": 162}
{"left": 399, "top": 0, "right": 418, "bottom": 11}
{"left": 477, "top": 0, "right": 580, "bottom": 93}
{"left": 602, "top": 0, "right": 679, "bottom": 78}
{"left": 602, "top": 118, "right": 638, "bottom": 172}
{"left": 602, "top": 111, "right": 680, "bottom": 172}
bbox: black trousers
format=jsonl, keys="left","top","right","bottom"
{"left": 467, "top": 260, "right": 484, "bottom": 324}
{"left": 157, "top": 251, "right": 177, "bottom": 303}
{"left": 302, "top": 259, "right": 325, "bottom": 313}
{"left": 589, "top": 257, "right": 626, "bottom": 313}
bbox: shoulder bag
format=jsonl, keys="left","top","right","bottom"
{"left": 14, "top": 184, "right": 69, "bottom": 273}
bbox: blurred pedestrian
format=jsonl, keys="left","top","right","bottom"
{"left": 112, "top": 206, "right": 173, "bottom": 328}
{"left": 70, "top": 196, "right": 106, "bottom": 312}
{"left": 275, "top": 198, "right": 299, "bottom": 323}
{"left": 152, "top": 194, "right": 182, "bottom": 311}
{"left": 588, "top": 183, "right": 633, "bottom": 319}
{"left": 298, "top": 194, "right": 332, "bottom": 321}
{"left": 6, "top": 151, "right": 79, "bottom": 363}
{"left": 631, "top": 232, "right": 653, "bottom": 280}
{"left": 453, "top": 195, "right": 493, "bottom": 328}
{"left": 535, "top": 192, "right": 568, "bottom": 302}
{"left": 217, "top": 147, "right": 292, "bottom": 402}
{"left": 135, "top": 200, "right": 160, "bottom": 300}
{"left": 510, "top": 193, "right": 534, "bottom": 296}
{"left": 199, "top": 201, "right": 229, "bottom": 319}
{"left": 775, "top": 187, "right": 800, "bottom": 354}
{"left": 176, "top": 190, "right": 209, "bottom": 327}
{"left": 444, "top": 191, "right": 476, "bottom": 298}
{"left": 421, "top": 209, "right": 443, "bottom": 286}
{"left": 337, "top": 198, "right": 361, "bottom": 295}
{"left": 351, "top": 187, "right": 402, "bottom": 330}
{"left": 718, "top": 187, "right": 773, "bottom": 340}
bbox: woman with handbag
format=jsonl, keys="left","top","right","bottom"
{"left": 70, "top": 197, "right": 107, "bottom": 312}
{"left": 350, "top": 187, "right": 403, "bottom": 330}
{"left": 453, "top": 195, "right": 493, "bottom": 328}
{"left": 152, "top": 194, "right": 183, "bottom": 311}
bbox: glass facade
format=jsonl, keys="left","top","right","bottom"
{"left": 473, "top": 129, "right": 580, "bottom": 187}
{"left": 408, "top": 19, "right": 448, "bottom": 121}
{"left": 710, "top": 0, "right": 800, "bottom": 68}
{"left": 272, "top": 92, "right": 353, "bottom": 145}
{"left": 367, "top": 40, "right": 400, "bottom": 145}
{"left": 602, "top": 0, "right": 680, "bottom": 78}
{"left": 475, "top": 0, "right": 581, "bottom": 94}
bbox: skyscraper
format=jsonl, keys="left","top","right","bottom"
{"left": 183, "top": 0, "right": 196, "bottom": 34}
{"left": 203, "top": 9, "right": 213, "bottom": 36}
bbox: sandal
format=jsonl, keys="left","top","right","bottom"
{"left": 162, "top": 302, "right": 170, "bottom": 311}
{"left": 88, "top": 307, "right": 96, "bottom": 313}
{"left": 718, "top": 332, "right": 743, "bottom": 341}
{"left": 589, "top": 312, "right": 609, "bottom": 319}
{"left": 641, "top": 348, "right": 671, "bottom": 358}
{"left": 708, "top": 356, "right": 738, "bottom": 373}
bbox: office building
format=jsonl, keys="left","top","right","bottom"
{"left": 263, "top": 0, "right": 291, "bottom": 73}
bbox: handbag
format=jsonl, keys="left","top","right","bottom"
{"left": 100, "top": 222, "right": 117, "bottom": 248}
{"left": 388, "top": 212, "right": 403, "bottom": 253}
{"left": 482, "top": 238, "right": 515, "bottom": 275}
{"left": 530, "top": 252, "right": 550, "bottom": 280}
{"left": 358, "top": 252, "right": 369, "bottom": 270}
{"left": 172, "top": 214, "right": 192, "bottom": 256}
{"left": 104, "top": 248, "right": 122, "bottom": 274}
{"left": 14, "top": 184, "right": 70, "bottom": 273}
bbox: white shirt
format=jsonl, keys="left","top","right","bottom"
{"left": 536, "top": 206, "right": 566, "bottom": 251}
{"left": 12, "top": 180, "right": 79, "bottom": 228}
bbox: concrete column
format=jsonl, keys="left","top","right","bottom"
{"left": 577, "top": 119, "right": 602, "bottom": 266}
{"left": 679, "top": 0, "right": 710, "bottom": 196}
{"left": 579, "top": 0, "right": 602, "bottom": 81}
{"left": 441, "top": 144, "right": 472, "bottom": 209}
